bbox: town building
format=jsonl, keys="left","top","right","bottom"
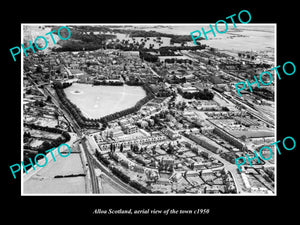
{"left": 213, "top": 127, "right": 246, "bottom": 150}
{"left": 98, "top": 134, "right": 167, "bottom": 152}
{"left": 161, "top": 128, "right": 181, "bottom": 140}
{"left": 187, "top": 133, "right": 221, "bottom": 154}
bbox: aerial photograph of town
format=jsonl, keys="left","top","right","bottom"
{"left": 22, "top": 24, "right": 276, "bottom": 195}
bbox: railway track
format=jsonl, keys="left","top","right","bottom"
{"left": 81, "top": 139, "right": 100, "bottom": 194}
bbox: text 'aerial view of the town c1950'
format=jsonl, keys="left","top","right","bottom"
{"left": 22, "top": 24, "right": 275, "bottom": 195}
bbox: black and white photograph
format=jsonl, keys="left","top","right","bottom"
{"left": 4, "top": 3, "right": 298, "bottom": 221}
{"left": 21, "top": 23, "right": 276, "bottom": 196}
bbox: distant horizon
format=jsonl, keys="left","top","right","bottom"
{"left": 23, "top": 23, "right": 275, "bottom": 53}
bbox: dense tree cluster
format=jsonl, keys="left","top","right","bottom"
{"left": 52, "top": 81, "right": 72, "bottom": 89}
{"left": 23, "top": 124, "right": 71, "bottom": 168}
{"left": 128, "top": 180, "right": 150, "bottom": 193}
{"left": 53, "top": 40, "right": 103, "bottom": 52}
{"left": 110, "top": 165, "right": 131, "bottom": 183}
{"left": 62, "top": 82, "right": 72, "bottom": 88}
{"left": 139, "top": 50, "right": 158, "bottom": 62}
{"left": 107, "top": 42, "right": 144, "bottom": 51}
{"left": 164, "top": 58, "right": 193, "bottom": 64}
{"left": 159, "top": 45, "right": 206, "bottom": 53}
{"left": 93, "top": 80, "right": 123, "bottom": 86}
{"left": 95, "top": 150, "right": 111, "bottom": 166}
{"left": 72, "top": 26, "right": 112, "bottom": 33}
{"left": 129, "top": 30, "right": 169, "bottom": 38}
{"left": 139, "top": 44, "right": 206, "bottom": 62}
{"left": 108, "top": 165, "right": 150, "bottom": 193}
{"left": 170, "top": 35, "right": 205, "bottom": 43}
{"left": 24, "top": 123, "right": 71, "bottom": 138}
{"left": 51, "top": 27, "right": 115, "bottom": 52}
{"left": 238, "top": 52, "right": 255, "bottom": 60}
{"left": 125, "top": 76, "right": 143, "bottom": 86}
{"left": 178, "top": 88, "right": 214, "bottom": 100}
{"left": 50, "top": 25, "right": 208, "bottom": 54}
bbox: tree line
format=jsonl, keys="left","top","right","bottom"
{"left": 53, "top": 81, "right": 155, "bottom": 128}
{"left": 178, "top": 88, "right": 214, "bottom": 100}
{"left": 159, "top": 45, "right": 206, "bottom": 53}
{"left": 53, "top": 82, "right": 100, "bottom": 128}
{"left": 23, "top": 123, "right": 71, "bottom": 168}
{"left": 139, "top": 50, "right": 159, "bottom": 62}
{"left": 139, "top": 44, "right": 207, "bottom": 62}
{"left": 24, "top": 123, "right": 70, "bottom": 137}
{"left": 93, "top": 80, "right": 123, "bottom": 86}
{"left": 95, "top": 150, "right": 111, "bottom": 166}
{"left": 51, "top": 26, "right": 115, "bottom": 52}
{"left": 100, "top": 84, "right": 155, "bottom": 123}
{"left": 164, "top": 58, "right": 193, "bottom": 64}
{"left": 108, "top": 164, "right": 150, "bottom": 193}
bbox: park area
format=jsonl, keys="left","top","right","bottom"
{"left": 64, "top": 83, "right": 146, "bottom": 119}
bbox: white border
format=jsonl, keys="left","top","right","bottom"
{"left": 21, "top": 23, "right": 277, "bottom": 196}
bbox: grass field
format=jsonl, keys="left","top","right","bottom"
{"left": 64, "top": 83, "right": 146, "bottom": 119}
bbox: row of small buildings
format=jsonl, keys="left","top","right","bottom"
{"left": 96, "top": 133, "right": 167, "bottom": 153}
